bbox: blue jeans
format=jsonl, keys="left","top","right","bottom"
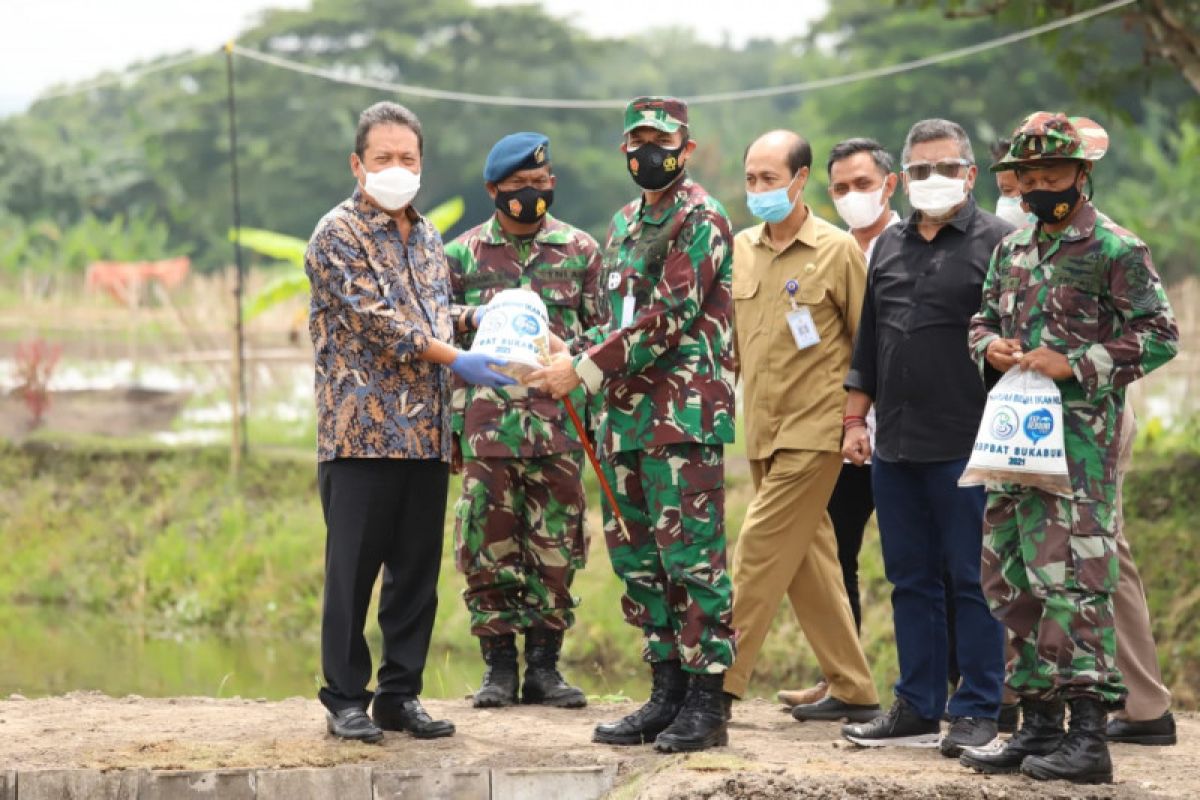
{"left": 873, "top": 456, "right": 1004, "bottom": 721}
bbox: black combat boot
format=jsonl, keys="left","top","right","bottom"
{"left": 959, "top": 698, "right": 1064, "bottom": 774}
{"left": 593, "top": 660, "right": 688, "bottom": 745}
{"left": 1021, "top": 697, "right": 1113, "bottom": 784}
{"left": 653, "top": 673, "right": 730, "bottom": 753}
{"left": 521, "top": 628, "right": 586, "bottom": 708}
{"left": 473, "top": 634, "right": 519, "bottom": 708}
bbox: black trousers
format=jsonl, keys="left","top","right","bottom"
{"left": 825, "top": 461, "right": 875, "bottom": 633}
{"left": 317, "top": 457, "right": 449, "bottom": 713}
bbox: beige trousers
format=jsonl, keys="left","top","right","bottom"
{"left": 724, "top": 448, "right": 878, "bottom": 704}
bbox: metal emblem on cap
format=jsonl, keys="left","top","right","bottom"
{"left": 534, "top": 144, "right": 546, "bottom": 164}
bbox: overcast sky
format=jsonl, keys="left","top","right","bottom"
{"left": 0, "top": 0, "right": 827, "bottom": 116}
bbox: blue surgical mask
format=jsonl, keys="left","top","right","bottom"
{"left": 746, "top": 173, "right": 800, "bottom": 223}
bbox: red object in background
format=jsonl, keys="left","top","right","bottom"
{"left": 14, "top": 338, "right": 63, "bottom": 428}
{"left": 85, "top": 257, "right": 190, "bottom": 305}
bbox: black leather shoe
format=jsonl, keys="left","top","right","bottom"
{"left": 1107, "top": 712, "right": 1176, "bottom": 746}
{"left": 326, "top": 707, "right": 383, "bottom": 744}
{"left": 372, "top": 697, "right": 455, "bottom": 739}
{"left": 1021, "top": 697, "right": 1112, "bottom": 784}
{"left": 475, "top": 634, "right": 520, "bottom": 708}
{"left": 654, "top": 673, "right": 729, "bottom": 753}
{"left": 522, "top": 628, "right": 587, "bottom": 708}
{"left": 593, "top": 660, "right": 687, "bottom": 746}
{"left": 960, "top": 698, "right": 1064, "bottom": 774}
{"left": 793, "top": 695, "right": 882, "bottom": 724}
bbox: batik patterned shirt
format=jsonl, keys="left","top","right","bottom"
{"left": 306, "top": 188, "right": 471, "bottom": 462}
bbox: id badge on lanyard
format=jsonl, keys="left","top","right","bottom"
{"left": 609, "top": 272, "right": 636, "bottom": 329}
{"left": 785, "top": 279, "right": 820, "bottom": 350}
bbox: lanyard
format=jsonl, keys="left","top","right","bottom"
{"left": 785, "top": 279, "right": 800, "bottom": 311}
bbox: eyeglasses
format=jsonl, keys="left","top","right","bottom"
{"left": 901, "top": 159, "right": 972, "bottom": 181}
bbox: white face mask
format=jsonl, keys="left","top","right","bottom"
{"left": 907, "top": 174, "right": 967, "bottom": 218}
{"left": 362, "top": 166, "right": 421, "bottom": 211}
{"left": 834, "top": 187, "right": 886, "bottom": 230}
{"left": 995, "top": 195, "right": 1036, "bottom": 229}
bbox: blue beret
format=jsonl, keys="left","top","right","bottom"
{"left": 484, "top": 132, "right": 551, "bottom": 183}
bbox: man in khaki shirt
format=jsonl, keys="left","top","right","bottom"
{"left": 724, "top": 130, "right": 880, "bottom": 722}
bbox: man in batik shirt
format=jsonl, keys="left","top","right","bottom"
{"left": 306, "top": 101, "right": 511, "bottom": 744}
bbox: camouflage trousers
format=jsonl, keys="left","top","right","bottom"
{"left": 454, "top": 452, "right": 588, "bottom": 637}
{"left": 982, "top": 487, "right": 1126, "bottom": 707}
{"left": 600, "top": 442, "right": 736, "bottom": 674}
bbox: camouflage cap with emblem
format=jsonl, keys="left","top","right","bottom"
{"left": 484, "top": 131, "right": 551, "bottom": 183}
{"left": 990, "top": 112, "right": 1108, "bottom": 172}
{"left": 622, "top": 96, "right": 689, "bottom": 135}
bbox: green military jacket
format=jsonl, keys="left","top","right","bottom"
{"left": 573, "top": 177, "right": 737, "bottom": 455}
{"left": 446, "top": 213, "right": 606, "bottom": 459}
{"left": 969, "top": 202, "right": 1178, "bottom": 526}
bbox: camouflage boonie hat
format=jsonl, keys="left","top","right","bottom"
{"left": 623, "top": 96, "right": 689, "bottom": 135}
{"left": 991, "top": 112, "right": 1108, "bottom": 172}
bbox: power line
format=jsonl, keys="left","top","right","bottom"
{"left": 32, "top": 0, "right": 1134, "bottom": 108}
{"left": 36, "top": 51, "right": 215, "bottom": 102}
{"left": 232, "top": 0, "right": 1135, "bottom": 108}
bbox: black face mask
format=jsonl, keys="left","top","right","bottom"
{"left": 1021, "top": 171, "right": 1084, "bottom": 225}
{"left": 626, "top": 141, "right": 686, "bottom": 191}
{"left": 495, "top": 186, "right": 553, "bottom": 224}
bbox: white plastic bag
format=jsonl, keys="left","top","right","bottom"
{"left": 959, "top": 366, "right": 1072, "bottom": 496}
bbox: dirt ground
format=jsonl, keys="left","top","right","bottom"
{"left": 0, "top": 693, "right": 1194, "bottom": 799}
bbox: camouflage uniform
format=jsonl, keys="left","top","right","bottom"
{"left": 446, "top": 213, "right": 606, "bottom": 636}
{"left": 569, "top": 100, "right": 737, "bottom": 674}
{"left": 970, "top": 115, "right": 1179, "bottom": 706}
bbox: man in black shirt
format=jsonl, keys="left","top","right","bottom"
{"left": 839, "top": 119, "right": 1012, "bottom": 757}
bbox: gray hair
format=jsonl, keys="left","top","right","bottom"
{"left": 355, "top": 101, "right": 424, "bottom": 158}
{"left": 901, "top": 119, "right": 974, "bottom": 165}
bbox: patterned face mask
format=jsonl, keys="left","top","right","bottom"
{"left": 626, "top": 141, "right": 686, "bottom": 191}
{"left": 1021, "top": 180, "right": 1083, "bottom": 225}
{"left": 494, "top": 186, "right": 553, "bottom": 224}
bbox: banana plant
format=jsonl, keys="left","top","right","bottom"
{"left": 235, "top": 196, "right": 466, "bottom": 321}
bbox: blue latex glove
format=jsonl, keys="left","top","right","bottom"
{"left": 450, "top": 351, "right": 516, "bottom": 388}
{"left": 472, "top": 306, "right": 487, "bottom": 327}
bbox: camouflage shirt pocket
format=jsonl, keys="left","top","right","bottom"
{"left": 533, "top": 269, "right": 583, "bottom": 307}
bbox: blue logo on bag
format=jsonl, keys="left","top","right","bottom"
{"left": 511, "top": 313, "right": 541, "bottom": 337}
{"left": 1024, "top": 409, "right": 1054, "bottom": 444}
{"left": 990, "top": 406, "right": 1019, "bottom": 441}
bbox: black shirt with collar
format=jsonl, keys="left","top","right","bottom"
{"left": 846, "top": 196, "right": 1014, "bottom": 463}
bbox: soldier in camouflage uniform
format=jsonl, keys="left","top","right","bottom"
{"left": 445, "top": 132, "right": 606, "bottom": 710}
{"left": 529, "top": 97, "right": 737, "bottom": 753}
{"left": 960, "top": 113, "right": 1179, "bottom": 784}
